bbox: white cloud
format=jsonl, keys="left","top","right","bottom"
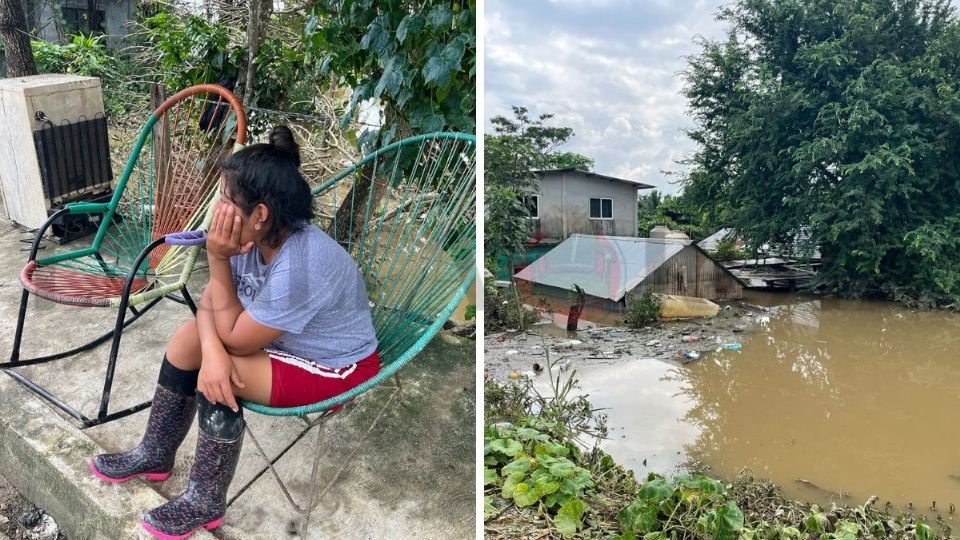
{"left": 484, "top": 0, "right": 727, "bottom": 194}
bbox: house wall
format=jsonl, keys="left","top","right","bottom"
{"left": 36, "top": 0, "right": 136, "bottom": 49}
{"left": 632, "top": 245, "right": 743, "bottom": 301}
{"left": 523, "top": 282, "right": 624, "bottom": 314}
{"left": 530, "top": 171, "right": 638, "bottom": 244}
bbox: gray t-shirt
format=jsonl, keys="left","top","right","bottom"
{"left": 230, "top": 224, "right": 378, "bottom": 368}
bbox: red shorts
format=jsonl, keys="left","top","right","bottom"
{"left": 267, "top": 349, "right": 380, "bottom": 408}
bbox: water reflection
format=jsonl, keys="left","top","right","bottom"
{"left": 585, "top": 292, "right": 960, "bottom": 518}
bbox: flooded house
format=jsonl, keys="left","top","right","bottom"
{"left": 698, "top": 227, "right": 821, "bottom": 290}
{"left": 497, "top": 168, "right": 654, "bottom": 277}
{"left": 525, "top": 168, "right": 654, "bottom": 243}
{"left": 515, "top": 234, "right": 744, "bottom": 312}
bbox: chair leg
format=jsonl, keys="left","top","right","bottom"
{"left": 299, "top": 386, "right": 404, "bottom": 532}
{"left": 181, "top": 287, "right": 198, "bottom": 316}
{"left": 246, "top": 386, "right": 404, "bottom": 532}
{"left": 97, "top": 303, "right": 128, "bottom": 420}
{"left": 299, "top": 425, "right": 326, "bottom": 538}
{"left": 10, "top": 289, "right": 29, "bottom": 363}
{"left": 394, "top": 374, "right": 403, "bottom": 400}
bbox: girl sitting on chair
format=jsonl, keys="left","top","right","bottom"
{"left": 88, "top": 126, "right": 380, "bottom": 539}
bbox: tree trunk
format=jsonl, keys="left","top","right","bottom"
{"left": 0, "top": 0, "right": 37, "bottom": 77}
{"left": 241, "top": 0, "right": 270, "bottom": 109}
{"left": 566, "top": 284, "right": 586, "bottom": 332}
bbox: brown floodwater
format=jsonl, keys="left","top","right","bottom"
{"left": 549, "top": 292, "right": 960, "bottom": 520}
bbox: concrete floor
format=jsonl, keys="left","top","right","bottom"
{"left": 0, "top": 219, "right": 476, "bottom": 539}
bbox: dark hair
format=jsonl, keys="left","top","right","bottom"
{"left": 219, "top": 125, "right": 314, "bottom": 248}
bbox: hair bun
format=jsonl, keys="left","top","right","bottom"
{"left": 269, "top": 125, "right": 300, "bottom": 166}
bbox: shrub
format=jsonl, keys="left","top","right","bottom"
{"left": 623, "top": 288, "right": 661, "bottom": 328}
{"left": 484, "top": 285, "right": 539, "bottom": 332}
{"left": 713, "top": 233, "right": 747, "bottom": 261}
{"left": 31, "top": 35, "right": 131, "bottom": 115}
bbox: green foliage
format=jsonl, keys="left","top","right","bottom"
{"left": 623, "top": 288, "right": 662, "bottom": 329}
{"left": 304, "top": 0, "right": 475, "bottom": 149}
{"left": 485, "top": 106, "right": 594, "bottom": 192}
{"left": 484, "top": 341, "right": 608, "bottom": 442}
{"left": 713, "top": 233, "right": 748, "bottom": 261}
{"left": 485, "top": 348, "right": 616, "bottom": 538}
{"left": 249, "top": 36, "right": 309, "bottom": 110}
{"left": 484, "top": 284, "right": 539, "bottom": 332}
{"left": 31, "top": 35, "right": 130, "bottom": 115}
{"left": 618, "top": 474, "right": 738, "bottom": 539}
{"left": 133, "top": 12, "right": 306, "bottom": 117}
{"left": 32, "top": 34, "right": 120, "bottom": 83}
{"left": 484, "top": 186, "right": 532, "bottom": 263}
{"left": 484, "top": 106, "right": 594, "bottom": 266}
{"left": 637, "top": 190, "right": 716, "bottom": 240}
{"left": 136, "top": 13, "right": 241, "bottom": 91}
{"left": 680, "top": 0, "right": 960, "bottom": 306}
{"left": 485, "top": 423, "right": 594, "bottom": 537}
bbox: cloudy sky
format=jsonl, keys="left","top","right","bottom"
{"left": 484, "top": 0, "right": 730, "bottom": 194}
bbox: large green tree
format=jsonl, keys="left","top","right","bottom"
{"left": 304, "top": 0, "right": 475, "bottom": 148}
{"left": 484, "top": 106, "right": 594, "bottom": 265}
{"left": 682, "top": 0, "right": 960, "bottom": 305}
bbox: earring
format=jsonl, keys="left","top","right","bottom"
{"left": 255, "top": 222, "right": 262, "bottom": 231}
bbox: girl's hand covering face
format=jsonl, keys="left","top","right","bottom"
{"left": 206, "top": 204, "right": 254, "bottom": 261}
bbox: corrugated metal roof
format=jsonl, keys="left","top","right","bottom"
{"left": 697, "top": 228, "right": 733, "bottom": 252}
{"left": 514, "top": 234, "right": 690, "bottom": 302}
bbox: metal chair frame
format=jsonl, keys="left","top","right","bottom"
{"left": 3, "top": 85, "right": 247, "bottom": 428}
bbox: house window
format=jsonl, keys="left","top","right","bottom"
{"left": 589, "top": 197, "right": 613, "bottom": 219}
{"left": 62, "top": 7, "right": 106, "bottom": 35}
{"left": 524, "top": 195, "right": 540, "bottom": 219}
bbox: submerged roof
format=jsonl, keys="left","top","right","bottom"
{"left": 532, "top": 168, "right": 655, "bottom": 188}
{"left": 697, "top": 228, "right": 734, "bottom": 252}
{"left": 514, "top": 234, "right": 691, "bottom": 302}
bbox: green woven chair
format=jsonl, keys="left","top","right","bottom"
{"left": 4, "top": 84, "right": 247, "bottom": 427}
{"left": 236, "top": 132, "right": 476, "bottom": 533}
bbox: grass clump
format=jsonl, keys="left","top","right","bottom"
{"left": 623, "top": 288, "right": 662, "bottom": 329}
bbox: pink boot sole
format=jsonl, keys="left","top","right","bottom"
{"left": 88, "top": 460, "right": 171, "bottom": 484}
{"left": 141, "top": 518, "right": 223, "bottom": 539}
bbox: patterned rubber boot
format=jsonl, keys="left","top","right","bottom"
{"left": 142, "top": 394, "right": 244, "bottom": 539}
{"left": 90, "top": 384, "right": 196, "bottom": 483}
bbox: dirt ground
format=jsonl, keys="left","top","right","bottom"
{"left": 484, "top": 300, "right": 770, "bottom": 381}
{"left": 0, "top": 472, "right": 64, "bottom": 540}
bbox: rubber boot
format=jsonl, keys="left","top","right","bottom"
{"left": 90, "top": 384, "right": 196, "bottom": 483}
{"left": 142, "top": 394, "right": 244, "bottom": 539}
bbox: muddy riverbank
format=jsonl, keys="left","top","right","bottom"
{"left": 484, "top": 300, "right": 767, "bottom": 381}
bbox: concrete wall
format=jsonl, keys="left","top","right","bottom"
{"left": 530, "top": 170, "right": 638, "bottom": 244}
{"left": 35, "top": 0, "right": 136, "bottom": 49}
{"left": 99, "top": 0, "right": 137, "bottom": 49}
{"left": 634, "top": 245, "right": 743, "bottom": 301}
